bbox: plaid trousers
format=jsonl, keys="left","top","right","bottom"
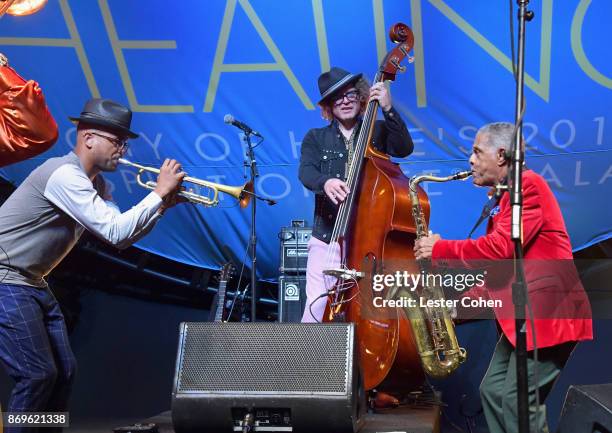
{"left": 0, "top": 283, "right": 76, "bottom": 433}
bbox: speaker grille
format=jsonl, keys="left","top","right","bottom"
{"left": 176, "top": 323, "right": 351, "bottom": 394}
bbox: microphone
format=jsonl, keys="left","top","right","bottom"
{"left": 224, "top": 114, "right": 262, "bottom": 137}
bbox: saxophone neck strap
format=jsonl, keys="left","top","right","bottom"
{"left": 467, "top": 194, "right": 500, "bottom": 239}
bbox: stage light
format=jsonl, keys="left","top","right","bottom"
{"left": 0, "top": 0, "right": 47, "bottom": 17}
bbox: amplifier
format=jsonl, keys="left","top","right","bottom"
{"left": 278, "top": 225, "right": 311, "bottom": 273}
{"left": 278, "top": 275, "right": 307, "bottom": 323}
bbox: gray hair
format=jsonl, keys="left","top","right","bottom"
{"left": 476, "top": 122, "right": 516, "bottom": 151}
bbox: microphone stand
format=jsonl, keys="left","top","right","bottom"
{"left": 244, "top": 132, "right": 259, "bottom": 322}
{"left": 508, "top": 2, "right": 534, "bottom": 432}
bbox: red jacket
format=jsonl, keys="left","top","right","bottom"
{"left": 432, "top": 170, "right": 593, "bottom": 350}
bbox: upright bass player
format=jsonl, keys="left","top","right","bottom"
{"left": 298, "top": 66, "right": 414, "bottom": 323}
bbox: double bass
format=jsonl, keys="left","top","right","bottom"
{"left": 322, "top": 22, "right": 422, "bottom": 391}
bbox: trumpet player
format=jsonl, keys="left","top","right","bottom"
{"left": 0, "top": 97, "right": 184, "bottom": 428}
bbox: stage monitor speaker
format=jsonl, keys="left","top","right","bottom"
{"left": 171, "top": 322, "right": 364, "bottom": 433}
{"left": 558, "top": 384, "right": 612, "bottom": 433}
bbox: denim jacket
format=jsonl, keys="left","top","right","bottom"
{"left": 298, "top": 107, "right": 413, "bottom": 243}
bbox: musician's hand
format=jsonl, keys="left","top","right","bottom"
{"left": 370, "top": 81, "right": 392, "bottom": 112}
{"left": 154, "top": 159, "right": 186, "bottom": 199}
{"left": 157, "top": 186, "right": 189, "bottom": 214}
{"left": 414, "top": 233, "right": 441, "bottom": 260}
{"left": 324, "top": 178, "right": 350, "bottom": 205}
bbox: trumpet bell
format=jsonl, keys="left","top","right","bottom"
{"left": 239, "top": 181, "right": 253, "bottom": 208}
{"left": 216, "top": 179, "right": 253, "bottom": 208}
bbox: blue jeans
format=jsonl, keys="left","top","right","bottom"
{"left": 0, "top": 283, "right": 76, "bottom": 432}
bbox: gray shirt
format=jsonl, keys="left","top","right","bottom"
{"left": 0, "top": 152, "right": 162, "bottom": 288}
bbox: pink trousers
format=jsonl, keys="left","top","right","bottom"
{"left": 301, "top": 236, "right": 340, "bottom": 323}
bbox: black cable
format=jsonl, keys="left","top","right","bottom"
{"left": 226, "top": 235, "right": 251, "bottom": 321}
{"left": 252, "top": 135, "right": 265, "bottom": 149}
{"left": 307, "top": 291, "right": 329, "bottom": 324}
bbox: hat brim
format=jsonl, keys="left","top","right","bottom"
{"left": 69, "top": 114, "right": 139, "bottom": 139}
{"left": 318, "top": 72, "right": 363, "bottom": 104}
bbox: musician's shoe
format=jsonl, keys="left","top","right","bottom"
{"left": 372, "top": 391, "right": 400, "bottom": 408}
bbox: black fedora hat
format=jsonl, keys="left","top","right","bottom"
{"left": 69, "top": 98, "right": 138, "bottom": 139}
{"left": 318, "top": 67, "right": 362, "bottom": 104}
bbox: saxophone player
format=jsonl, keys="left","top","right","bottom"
{"left": 413, "top": 122, "right": 592, "bottom": 433}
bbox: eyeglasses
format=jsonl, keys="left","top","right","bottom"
{"left": 89, "top": 132, "right": 129, "bottom": 151}
{"left": 333, "top": 90, "right": 360, "bottom": 106}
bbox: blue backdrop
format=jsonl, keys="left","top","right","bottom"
{"left": 1, "top": 0, "right": 610, "bottom": 280}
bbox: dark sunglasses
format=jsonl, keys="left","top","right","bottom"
{"left": 89, "top": 132, "right": 129, "bottom": 151}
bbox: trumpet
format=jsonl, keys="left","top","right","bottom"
{"left": 118, "top": 158, "right": 253, "bottom": 208}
